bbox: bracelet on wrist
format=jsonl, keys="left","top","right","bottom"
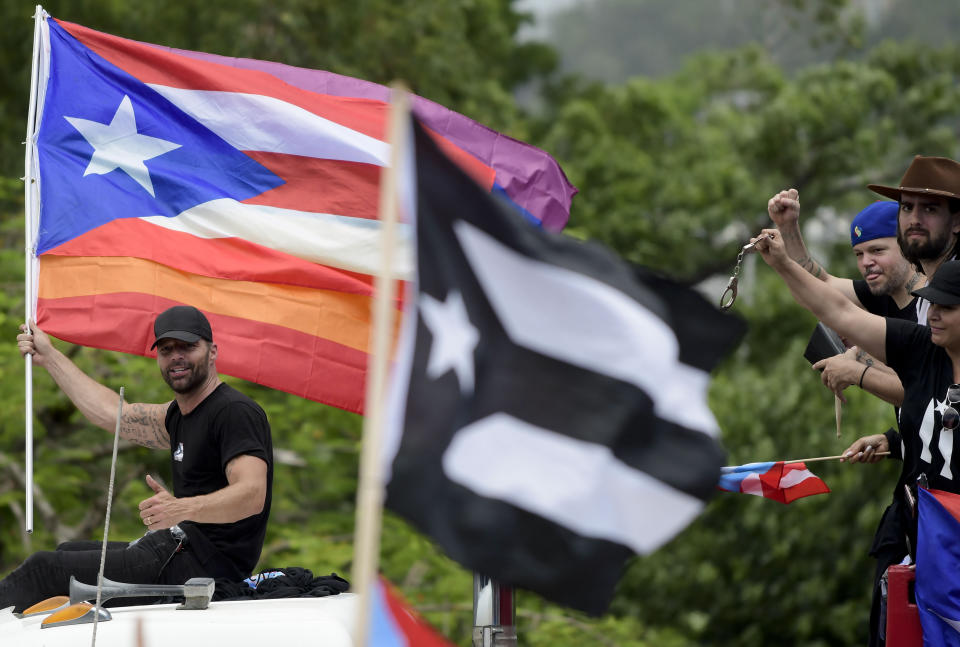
{"left": 858, "top": 365, "right": 870, "bottom": 389}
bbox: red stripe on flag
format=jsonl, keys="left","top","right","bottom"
{"left": 758, "top": 463, "right": 787, "bottom": 504}
{"left": 56, "top": 19, "right": 498, "bottom": 191}
{"left": 241, "top": 152, "right": 380, "bottom": 219}
{"left": 57, "top": 19, "right": 388, "bottom": 141}
{"left": 37, "top": 293, "right": 367, "bottom": 413}
{"left": 379, "top": 577, "right": 454, "bottom": 646}
{"left": 780, "top": 463, "right": 830, "bottom": 503}
{"left": 755, "top": 462, "right": 829, "bottom": 504}
{"left": 43, "top": 218, "right": 376, "bottom": 294}
{"left": 929, "top": 488, "right": 960, "bottom": 524}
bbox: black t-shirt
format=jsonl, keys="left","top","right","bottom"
{"left": 853, "top": 279, "right": 919, "bottom": 456}
{"left": 166, "top": 383, "right": 273, "bottom": 580}
{"left": 886, "top": 319, "right": 960, "bottom": 493}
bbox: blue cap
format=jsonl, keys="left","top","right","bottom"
{"left": 850, "top": 201, "right": 899, "bottom": 247}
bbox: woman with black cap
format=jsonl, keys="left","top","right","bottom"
{"left": 753, "top": 227, "right": 960, "bottom": 644}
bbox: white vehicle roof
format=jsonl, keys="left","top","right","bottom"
{"left": 0, "top": 593, "right": 359, "bottom": 647}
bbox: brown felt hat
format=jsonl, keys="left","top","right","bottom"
{"left": 868, "top": 155, "right": 960, "bottom": 201}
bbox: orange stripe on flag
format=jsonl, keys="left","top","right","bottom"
{"left": 44, "top": 218, "right": 377, "bottom": 294}
{"left": 37, "top": 292, "right": 368, "bottom": 412}
{"left": 38, "top": 255, "right": 394, "bottom": 354}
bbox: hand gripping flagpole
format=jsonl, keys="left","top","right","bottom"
{"left": 351, "top": 83, "right": 410, "bottom": 646}
{"left": 22, "top": 4, "right": 46, "bottom": 535}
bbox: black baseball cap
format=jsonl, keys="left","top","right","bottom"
{"left": 151, "top": 306, "right": 213, "bottom": 349}
{"left": 912, "top": 260, "right": 960, "bottom": 306}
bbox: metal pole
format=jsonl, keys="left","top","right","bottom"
{"left": 22, "top": 4, "right": 46, "bottom": 536}
{"left": 472, "top": 574, "right": 516, "bottom": 647}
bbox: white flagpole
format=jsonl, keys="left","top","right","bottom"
{"left": 22, "top": 4, "right": 46, "bottom": 536}
{"left": 351, "top": 83, "right": 410, "bottom": 645}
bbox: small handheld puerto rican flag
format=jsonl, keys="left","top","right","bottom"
{"left": 717, "top": 461, "right": 830, "bottom": 504}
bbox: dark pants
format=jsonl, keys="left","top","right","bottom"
{"left": 0, "top": 530, "right": 204, "bottom": 612}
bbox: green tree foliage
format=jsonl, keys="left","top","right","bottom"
{"left": 3, "top": 1, "right": 960, "bottom": 645}
{"left": 536, "top": 42, "right": 960, "bottom": 281}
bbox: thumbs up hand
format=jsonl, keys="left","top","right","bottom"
{"left": 138, "top": 474, "right": 183, "bottom": 529}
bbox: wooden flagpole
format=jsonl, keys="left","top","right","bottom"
{"left": 351, "top": 82, "right": 410, "bottom": 646}
{"left": 22, "top": 4, "right": 46, "bottom": 535}
{"left": 783, "top": 452, "right": 890, "bottom": 464}
{"left": 834, "top": 394, "right": 842, "bottom": 439}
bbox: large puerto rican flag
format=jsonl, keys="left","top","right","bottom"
{"left": 29, "top": 15, "right": 576, "bottom": 413}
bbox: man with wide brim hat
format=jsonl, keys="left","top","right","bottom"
{"left": 868, "top": 155, "right": 960, "bottom": 289}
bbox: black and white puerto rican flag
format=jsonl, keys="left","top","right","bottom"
{"left": 382, "top": 117, "right": 746, "bottom": 615}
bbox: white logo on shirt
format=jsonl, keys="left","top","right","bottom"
{"left": 917, "top": 397, "right": 955, "bottom": 480}
{"left": 173, "top": 442, "right": 184, "bottom": 462}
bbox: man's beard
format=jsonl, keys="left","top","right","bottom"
{"left": 161, "top": 349, "right": 211, "bottom": 394}
{"left": 865, "top": 263, "right": 911, "bottom": 297}
{"left": 898, "top": 227, "right": 953, "bottom": 264}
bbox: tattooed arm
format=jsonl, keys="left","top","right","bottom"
{"left": 17, "top": 321, "right": 171, "bottom": 449}
{"left": 812, "top": 347, "right": 904, "bottom": 406}
{"left": 767, "top": 188, "right": 861, "bottom": 306}
{"left": 119, "top": 403, "right": 171, "bottom": 449}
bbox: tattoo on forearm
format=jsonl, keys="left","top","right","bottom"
{"left": 119, "top": 403, "right": 170, "bottom": 449}
{"left": 796, "top": 255, "right": 823, "bottom": 278}
{"left": 855, "top": 348, "right": 876, "bottom": 367}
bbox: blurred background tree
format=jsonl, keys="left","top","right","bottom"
{"left": 2, "top": 0, "right": 960, "bottom": 644}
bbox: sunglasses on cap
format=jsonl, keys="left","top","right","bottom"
{"left": 942, "top": 384, "right": 960, "bottom": 430}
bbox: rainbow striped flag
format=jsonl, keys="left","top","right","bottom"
{"left": 28, "top": 15, "right": 575, "bottom": 413}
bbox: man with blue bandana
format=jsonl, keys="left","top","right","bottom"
{"left": 768, "top": 193, "right": 924, "bottom": 404}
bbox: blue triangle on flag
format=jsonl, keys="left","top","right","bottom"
{"left": 36, "top": 19, "right": 283, "bottom": 254}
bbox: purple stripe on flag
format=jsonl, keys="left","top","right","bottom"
{"left": 152, "top": 45, "right": 577, "bottom": 232}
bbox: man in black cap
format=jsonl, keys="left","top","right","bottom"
{"left": 2, "top": 306, "right": 273, "bottom": 613}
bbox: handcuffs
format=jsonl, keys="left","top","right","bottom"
{"left": 719, "top": 233, "right": 772, "bottom": 311}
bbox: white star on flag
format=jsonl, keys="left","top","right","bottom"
{"left": 420, "top": 290, "right": 479, "bottom": 395}
{"left": 65, "top": 95, "right": 181, "bottom": 197}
